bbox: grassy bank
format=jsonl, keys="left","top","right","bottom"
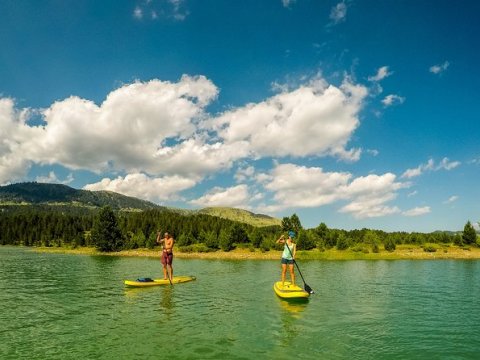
{"left": 32, "top": 244, "right": 480, "bottom": 260}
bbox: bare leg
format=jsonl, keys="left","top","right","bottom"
{"left": 281, "top": 263, "right": 287, "bottom": 286}
{"left": 162, "top": 265, "right": 168, "bottom": 280}
{"left": 168, "top": 265, "right": 173, "bottom": 281}
{"left": 289, "top": 264, "right": 295, "bottom": 286}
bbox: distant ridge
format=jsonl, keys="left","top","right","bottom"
{"left": 197, "top": 207, "right": 281, "bottom": 227}
{"left": 0, "top": 182, "right": 282, "bottom": 227}
{"left": 0, "top": 182, "right": 161, "bottom": 211}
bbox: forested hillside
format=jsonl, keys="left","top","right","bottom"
{"left": 0, "top": 182, "right": 477, "bottom": 253}
{"left": 0, "top": 182, "right": 160, "bottom": 210}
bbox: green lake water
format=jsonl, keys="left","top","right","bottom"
{"left": 1, "top": 246, "right": 479, "bottom": 359}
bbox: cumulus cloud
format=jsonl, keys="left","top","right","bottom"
{"left": 402, "top": 206, "right": 431, "bottom": 217}
{"left": 84, "top": 173, "right": 197, "bottom": 203}
{"left": 234, "top": 165, "right": 255, "bottom": 182}
{"left": 35, "top": 171, "right": 74, "bottom": 185}
{"left": 1, "top": 76, "right": 219, "bottom": 177}
{"left": 381, "top": 94, "right": 405, "bottom": 107}
{"left": 210, "top": 78, "right": 367, "bottom": 161}
{"left": 330, "top": 2, "right": 347, "bottom": 24}
{"left": 1, "top": 73, "right": 371, "bottom": 203}
{"left": 259, "top": 163, "right": 352, "bottom": 211}
{"left": 429, "top": 61, "right": 449, "bottom": 75}
{"left": 338, "top": 173, "right": 404, "bottom": 218}
{"left": 402, "top": 157, "right": 460, "bottom": 178}
{"left": 190, "top": 184, "right": 251, "bottom": 208}
{"left": 256, "top": 163, "right": 406, "bottom": 218}
{"left": 368, "top": 66, "right": 392, "bottom": 82}
{"left": 0, "top": 98, "right": 36, "bottom": 184}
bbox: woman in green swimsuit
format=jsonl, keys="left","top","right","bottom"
{"left": 276, "top": 231, "right": 296, "bottom": 286}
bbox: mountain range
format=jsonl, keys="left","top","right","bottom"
{"left": 0, "top": 182, "right": 281, "bottom": 227}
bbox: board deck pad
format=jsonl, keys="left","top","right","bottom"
{"left": 274, "top": 281, "right": 310, "bottom": 299}
{"left": 124, "top": 275, "right": 196, "bottom": 287}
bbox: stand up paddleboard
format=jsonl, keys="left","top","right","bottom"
{"left": 124, "top": 275, "right": 196, "bottom": 287}
{"left": 274, "top": 281, "right": 310, "bottom": 299}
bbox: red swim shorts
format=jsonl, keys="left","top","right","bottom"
{"left": 161, "top": 251, "right": 173, "bottom": 265}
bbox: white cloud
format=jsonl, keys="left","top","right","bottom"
{"left": 0, "top": 98, "right": 37, "bottom": 184}
{"left": 133, "top": 6, "right": 143, "bottom": 19}
{"left": 256, "top": 163, "right": 406, "bottom": 218}
{"left": 402, "top": 206, "right": 431, "bottom": 217}
{"left": 437, "top": 157, "right": 460, "bottom": 170}
{"left": 330, "top": 2, "right": 347, "bottom": 24}
{"left": 84, "top": 173, "right": 197, "bottom": 203}
{"left": 234, "top": 165, "right": 255, "bottom": 182}
{"left": 134, "top": 0, "right": 188, "bottom": 21}
{"left": 259, "top": 163, "right": 352, "bottom": 210}
{"left": 35, "top": 171, "right": 74, "bottom": 185}
{"left": 402, "top": 157, "right": 460, "bottom": 178}
{"left": 1, "top": 74, "right": 370, "bottom": 200}
{"left": 4, "top": 76, "right": 219, "bottom": 176}
{"left": 407, "top": 190, "right": 418, "bottom": 197}
{"left": 444, "top": 195, "right": 458, "bottom": 204}
{"left": 368, "top": 66, "right": 392, "bottom": 82}
{"left": 402, "top": 166, "right": 424, "bottom": 179}
{"left": 190, "top": 184, "right": 250, "bottom": 208}
{"left": 469, "top": 157, "right": 480, "bottom": 165}
{"left": 282, "top": 0, "right": 296, "bottom": 8}
{"left": 211, "top": 77, "right": 367, "bottom": 161}
{"left": 429, "top": 61, "right": 449, "bottom": 74}
{"left": 153, "top": 138, "right": 250, "bottom": 177}
{"left": 382, "top": 94, "right": 405, "bottom": 107}
{"left": 338, "top": 173, "right": 404, "bottom": 218}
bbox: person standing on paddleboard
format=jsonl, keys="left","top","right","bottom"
{"left": 156, "top": 231, "right": 175, "bottom": 281}
{"left": 276, "top": 231, "right": 296, "bottom": 287}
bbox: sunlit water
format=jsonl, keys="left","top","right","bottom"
{"left": 1, "top": 246, "right": 479, "bottom": 359}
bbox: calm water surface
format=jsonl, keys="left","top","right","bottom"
{"left": 1, "top": 246, "right": 479, "bottom": 359}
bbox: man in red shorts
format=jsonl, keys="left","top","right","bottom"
{"left": 156, "top": 231, "right": 175, "bottom": 281}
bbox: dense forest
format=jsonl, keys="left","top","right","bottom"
{"left": 1, "top": 206, "right": 478, "bottom": 253}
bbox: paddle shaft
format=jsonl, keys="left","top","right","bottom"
{"left": 284, "top": 239, "right": 313, "bottom": 294}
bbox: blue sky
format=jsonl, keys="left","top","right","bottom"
{"left": 1, "top": 0, "right": 479, "bottom": 232}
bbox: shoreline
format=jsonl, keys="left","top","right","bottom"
{"left": 29, "top": 245, "right": 480, "bottom": 260}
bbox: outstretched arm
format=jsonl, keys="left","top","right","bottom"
{"left": 156, "top": 232, "right": 164, "bottom": 245}
{"left": 276, "top": 234, "right": 285, "bottom": 244}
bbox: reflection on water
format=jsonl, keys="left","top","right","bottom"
{"left": 159, "top": 285, "right": 173, "bottom": 311}
{"left": 276, "top": 297, "right": 309, "bottom": 315}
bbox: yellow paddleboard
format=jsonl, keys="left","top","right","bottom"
{"left": 274, "top": 281, "right": 310, "bottom": 299}
{"left": 124, "top": 275, "right": 196, "bottom": 287}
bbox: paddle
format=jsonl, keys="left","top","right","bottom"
{"left": 284, "top": 237, "right": 314, "bottom": 294}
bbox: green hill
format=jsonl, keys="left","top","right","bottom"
{"left": 0, "top": 182, "right": 281, "bottom": 227}
{"left": 196, "top": 207, "right": 281, "bottom": 227}
{"left": 0, "top": 182, "right": 161, "bottom": 211}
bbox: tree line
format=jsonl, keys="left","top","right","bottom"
{"left": 0, "top": 206, "right": 478, "bottom": 252}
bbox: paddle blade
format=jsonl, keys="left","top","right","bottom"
{"left": 305, "top": 283, "right": 314, "bottom": 294}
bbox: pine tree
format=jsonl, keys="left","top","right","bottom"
{"left": 462, "top": 221, "right": 477, "bottom": 245}
{"left": 91, "top": 206, "right": 123, "bottom": 252}
{"left": 219, "top": 228, "right": 234, "bottom": 251}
